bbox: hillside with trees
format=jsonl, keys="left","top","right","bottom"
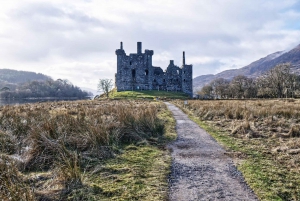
{"left": 198, "top": 63, "right": 299, "bottom": 99}
{"left": 0, "top": 69, "right": 91, "bottom": 99}
{"left": 0, "top": 69, "right": 50, "bottom": 83}
{"left": 194, "top": 44, "right": 300, "bottom": 91}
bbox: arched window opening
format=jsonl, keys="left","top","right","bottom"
{"left": 183, "top": 79, "right": 186, "bottom": 82}
{"left": 130, "top": 61, "right": 132, "bottom": 65}
{"left": 177, "top": 70, "right": 179, "bottom": 74}
{"left": 145, "top": 69, "right": 149, "bottom": 76}
{"left": 163, "top": 79, "right": 165, "bottom": 82}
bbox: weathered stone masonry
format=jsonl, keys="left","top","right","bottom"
{"left": 115, "top": 42, "right": 193, "bottom": 97}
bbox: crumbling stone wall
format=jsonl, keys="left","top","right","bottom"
{"left": 115, "top": 42, "right": 193, "bottom": 96}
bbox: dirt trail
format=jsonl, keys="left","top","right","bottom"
{"left": 165, "top": 102, "right": 258, "bottom": 201}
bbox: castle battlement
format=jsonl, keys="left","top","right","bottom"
{"left": 115, "top": 42, "right": 193, "bottom": 96}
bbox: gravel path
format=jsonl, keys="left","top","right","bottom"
{"left": 165, "top": 102, "right": 258, "bottom": 201}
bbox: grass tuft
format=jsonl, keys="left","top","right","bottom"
{"left": 0, "top": 155, "right": 36, "bottom": 201}
{"left": 0, "top": 100, "right": 176, "bottom": 200}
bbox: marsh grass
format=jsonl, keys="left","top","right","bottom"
{"left": 174, "top": 99, "right": 300, "bottom": 200}
{"left": 0, "top": 100, "right": 175, "bottom": 200}
{"left": 0, "top": 155, "right": 36, "bottom": 201}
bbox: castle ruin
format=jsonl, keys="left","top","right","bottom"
{"left": 115, "top": 42, "right": 193, "bottom": 97}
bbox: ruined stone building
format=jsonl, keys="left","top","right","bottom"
{"left": 115, "top": 42, "right": 193, "bottom": 96}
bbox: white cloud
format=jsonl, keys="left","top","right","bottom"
{"left": 0, "top": 0, "right": 299, "bottom": 90}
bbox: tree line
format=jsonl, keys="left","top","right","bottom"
{"left": 0, "top": 79, "right": 92, "bottom": 99}
{"left": 198, "top": 63, "right": 299, "bottom": 99}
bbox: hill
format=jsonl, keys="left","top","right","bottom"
{"left": 0, "top": 69, "right": 50, "bottom": 84}
{"left": 194, "top": 44, "right": 300, "bottom": 91}
{"left": 0, "top": 69, "right": 91, "bottom": 98}
{"left": 99, "top": 89, "right": 189, "bottom": 99}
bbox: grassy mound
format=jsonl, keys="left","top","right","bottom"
{"left": 99, "top": 88, "right": 189, "bottom": 100}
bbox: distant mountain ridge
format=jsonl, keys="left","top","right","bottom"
{"left": 0, "top": 69, "right": 50, "bottom": 84}
{"left": 193, "top": 44, "right": 300, "bottom": 91}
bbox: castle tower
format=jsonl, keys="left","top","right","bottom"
{"left": 137, "top": 42, "right": 142, "bottom": 54}
{"left": 115, "top": 42, "right": 154, "bottom": 91}
{"left": 115, "top": 42, "right": 126, "bottom": 90}
{"left": 181, "top": 51, "right": 193, "bottom": 97}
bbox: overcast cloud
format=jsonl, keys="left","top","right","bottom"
{"left": 0, "top": 0, "right": 300, "bottom": 92}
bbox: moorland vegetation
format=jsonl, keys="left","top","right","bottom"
{"left": 0, "top": 100, "right": 176, "bottom": 200}
{"left": 173, "top": 99, "right": 300, "bottom": 200}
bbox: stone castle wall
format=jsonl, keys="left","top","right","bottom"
{"left": 115, "top": 42, "right": 193, "bottom": 96}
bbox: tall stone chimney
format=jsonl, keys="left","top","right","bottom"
{"left": 137, "top": 42, "right": 142, "bottom": 54}
{"left": 120, "top": 41, "right": 123, "bottom": 50}
{"left": 183, "top": 51, "right": 185, "bottom": 66}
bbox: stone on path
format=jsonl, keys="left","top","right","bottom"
{"left": 165, "top": 102, "right": 258, "bottom": 201}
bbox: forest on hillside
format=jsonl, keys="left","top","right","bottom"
{"left": 0, "top": 69, "right": 50, "bottom": 83}
{"left": 0, "top": 69, "right": 91, "bottom": 99}
{"left": 0, "top": 79, "right": 91, "bottom": 99}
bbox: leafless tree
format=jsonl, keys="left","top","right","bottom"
{"left": 260, "top": 63, "right": 293, "bottom": 98}
{"left": 229, "top": 75, "right": 250, "bottom": 98}
{"left": 198, "top": 63, "right": 300, "bottom": 99}
{"left": 243, "top": 78, "right": 257, "bottom": 98}
{"left": 198, "top": 85, "right": 213, "bottom": 98}
{"left": 97, "top": 79, "right": 113, "bottom": 98}
{"left": 210, "top": 78, "right": 230, "bottom": 98}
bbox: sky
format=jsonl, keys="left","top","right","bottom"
{"left": 0, "top": 0, "right": 300, "bottom": 92}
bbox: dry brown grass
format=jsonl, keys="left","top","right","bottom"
{"left": 173, "top": 99, "right": 300, "bottom": 200}
{"left": 0, "top": 155, "right": 36, "bottom": 201}
{"left": 178, "top": 99, "right": 300, "bottom": 139}
{"left": 176, "top": 99, "right": 300, "bottom": 162}
{"left": 0, "top": 100, "right": 167, "bottom": 200}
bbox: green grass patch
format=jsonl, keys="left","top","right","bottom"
{"left": 180, "top": 107, "right": 300, "bottom": 201}
{"left": 87, "top": 145, "right": 170, "bottom": 201}
{"left": 107, "top": 89, "right": 189, "bottom": 100}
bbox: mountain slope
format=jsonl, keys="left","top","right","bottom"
{"left": 0, "top": 69, "right": 51, "bottom": 84}
{"left": 193, "top": 44, "right": 300, "bottom": 91}
{"left": 0, "top": 69, "right": 91, "bottom": 98}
